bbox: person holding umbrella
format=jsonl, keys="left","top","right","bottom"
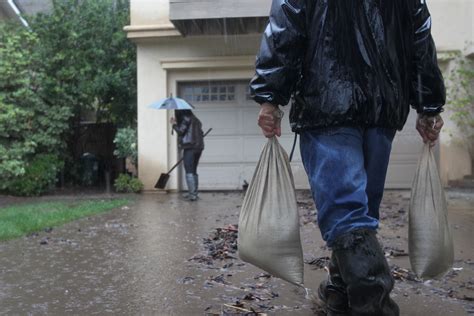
{"left": 170, "top": 110, "right": 204, "bottom": 201}
{"left": 149, "top": 96, "right": 206, "bottom": 199}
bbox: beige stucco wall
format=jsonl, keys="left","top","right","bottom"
{"left": 135, "top": 36, "right": 261, "bottom": 190}
{"left": 128, "top": 0, "right": 473, "bottom": 190}
{"left": 130, "top": 0, "right": 169, "bottom": 26}
{"left": 430, "top": 0, "right": 473, "bottom": 52}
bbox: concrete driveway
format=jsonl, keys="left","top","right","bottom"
{"left": 0, "top": 190, "right": 472, "bottom": 315}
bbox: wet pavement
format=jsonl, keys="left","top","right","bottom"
{"left": 0, "top": 190, "right": 472, "bottom": 315}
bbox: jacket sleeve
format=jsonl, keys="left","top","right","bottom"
{"left": 410, "top": 0, "right": 446, "bottom": 115}
{"left": 249, "top": 0, "right": 307, "bottom": 106}
{"left": 172, "top": 117, "right": 191, "bottom": 136}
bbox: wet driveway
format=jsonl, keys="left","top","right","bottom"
{"left": 0, "top": 191, "right": 472, "bottom": 315}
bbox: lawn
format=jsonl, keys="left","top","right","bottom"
{"left": 0, "top": 199, "right": 130, "bottom": 241}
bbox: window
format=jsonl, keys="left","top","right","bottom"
{"left": 180, "top": 82, "right": 236, "bottom": 103}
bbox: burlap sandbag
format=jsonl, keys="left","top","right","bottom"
{"left": 238, "top": 137, "right": 304, "bottom": 286}
{"left": 409, "top": 144, "right": 454, "bottom": 278}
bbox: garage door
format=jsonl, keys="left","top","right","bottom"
{"left": 178, "top": 80, "right": 422, "bottom": 190}
{"left": 178, "top": 81, "right": 308, "bottom": 190}
{"left": 385, "top": 110, "right": 424, "bottom": 188}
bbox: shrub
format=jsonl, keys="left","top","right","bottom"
{"left": 0, "top": 23, "right": 71, "bottom": 187}
{"left": 114, "top": 173, "right": 143, "bottom": 193}
{"left": 113, "top": 127, "right": 138, "bottom": 166}
{"left": 6, "top": 154, "right": 63, "bottom": 196}
{"left": 447, "top": 52, "right": 474, "bottom": 158}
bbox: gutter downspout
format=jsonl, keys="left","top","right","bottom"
{"left": 8, "top": 0, "right": 29, "bottom": 27}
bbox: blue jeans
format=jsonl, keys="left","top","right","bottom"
{"left": 183, "top": 149, "right": 202, "bottom": 175}
{"left": 300, "top": 127, "right": 396, "bottom": 246}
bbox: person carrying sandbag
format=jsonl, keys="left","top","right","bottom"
{"left": 249, "top": 1, "right": 445, "bottom": 315}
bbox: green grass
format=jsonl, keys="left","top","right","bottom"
{"left": 0, "top": 199, "right": 130, "bottom": 241}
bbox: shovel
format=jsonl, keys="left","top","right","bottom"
{"left": 154, "top": 128, "right": 213, "bottom": 189}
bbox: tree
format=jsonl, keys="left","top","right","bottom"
{"left": 0, "top": 23, "right": 70, "bottom": 190}
{"left": 113, "top": 127, "right": 137, "bottom": 165}
{"left": 30, "top": 0, "right": 137, "bottom": 185}
{"left": 30, "top": 0, "right": 137, "bottom": 127}
{"left": 0, "top": 0, "right": 137, "bottom": 193}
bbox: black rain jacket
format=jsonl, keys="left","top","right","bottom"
{"left": 250, "top": 0, "right": 446, "bottom": 131}
{"left": 173, "top": 115, "right": 204, "bottom": 150}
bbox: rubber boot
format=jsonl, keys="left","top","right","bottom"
{"left": 185, "top": 173, "right": 197, "bottom": 201}
{"left": 318, "top": 253, "right": 349, "bottom": 315}
{"left": 192, "top": 174, "right": 199, "bottom": 200}
{"left": 332, "top": 229, "right": 399, "bottom": 316}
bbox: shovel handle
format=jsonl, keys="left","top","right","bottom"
{"left": 166, "top": 128, "right": 213, "bottom": 175}
{"left": 203, "top": 128, "right": 212, "bottom": 137}
{"left": 167, "top": 157, "right": 184, "bottom": 174}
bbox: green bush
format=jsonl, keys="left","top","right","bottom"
{"left": 447, "top": 51, "right": 474, "bottom": 158}
{"left": 113, "top": 127, "right": 137, "bottom": 165}
{"left": 0, "top": 23, "right": 71, "bottom": 187}
{"left": 114, "top": 173, "right": 143, "bottom": 193}
{"left": 6, "top": 154, "right": 63, "bottom": 196}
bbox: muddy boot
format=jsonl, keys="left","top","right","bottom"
{"left": 332, "top": 229, "right": 399, "bottom": 316}
{"left": 318, "top": 253, "right": 349, "bottom": 315}
{"left": 185, "top": 173, "right": 197, "bottom": 201}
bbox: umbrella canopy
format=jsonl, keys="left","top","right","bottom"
{"left": 148, "top": 97, "right": 195, "bottom": 110}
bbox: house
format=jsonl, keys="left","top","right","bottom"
{"left": 125, "top": 0, "right": 473, "bottom": 191}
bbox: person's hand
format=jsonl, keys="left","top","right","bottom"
{"left": 170, "top": 117, "right": 176, "bottom": 125}
{"left": 416, "top": 114, "right": 443, "bottom": 147}
{"left": 258, "top": 103, "right": 282, "bottom": 138}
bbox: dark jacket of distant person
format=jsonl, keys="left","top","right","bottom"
{"left": 173, "top": 110, "right": 204, "bottom": 150}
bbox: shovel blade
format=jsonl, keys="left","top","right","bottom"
{"left": 155, "top": 173, "right": 170, "bottom": 189}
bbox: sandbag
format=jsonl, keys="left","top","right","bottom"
{"left": 409, "top": 144, "right": 454, "bottom": 279}
{"left": 238, "top": 137, "right": 304, "bottom": 286}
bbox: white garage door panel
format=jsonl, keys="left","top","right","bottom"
{"left": 291, "top": 163, "right": 310, "bottom": 189}
{"left": 242, "top": 108, "right": 261, "bottom": 133}
{"left": 290, "top": 145, "right": 303, "bottom": 163}
{"left": 385, "top": 163, "right": 417, "bottom": 188}
{"left": 180, "top": 80, "right": 420, "bottom": 190}
{"left": 199, "top": 109, "right": 241, "bottom": 135}
{"left": 241, "top": 165, "right": 260, "bottom": 188}
{"left": 278, "top": 137, "right": 303, "bottom": 163}
{"left": 393, "top": 132, "right": 421, "bottom": 149}
{"left": 389, "top": 154, "right": 420, "bottom": 164}
{"left": 386, "top": 111, "right": 424, "bottom": 188}
{"left": 242, "top": 137, "right": 266, "bottom": 161}
{"left": 198, "top": 165, "right": 242, "bottom": 189}
{"left": 242, "top": 135, "right": 297, "bottom": 162}
{"left": 201, "top": 137, "right": 243, "bottom": 162}
{"left": 179, "top": 80, "right": 308, "bottom": 190}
